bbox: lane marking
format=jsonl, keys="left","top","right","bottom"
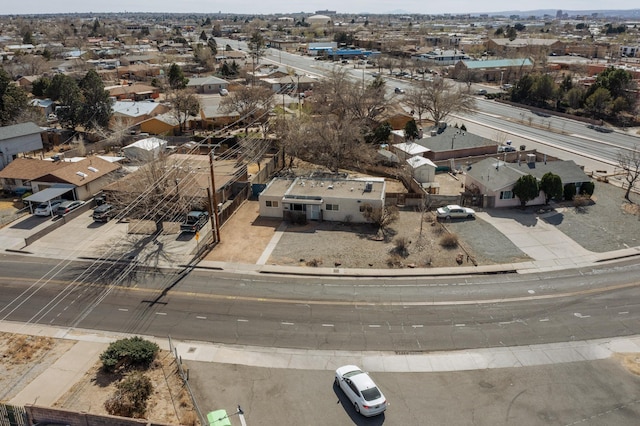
{"left": 118, "top": 308, "right": 128, "bottom": 312}
{"left": 196, "top": 316, "right": 207, "bottom": 319}
{"left": 155, "top": 312, "right": 167, "bottom": 316}
{"left": 237, "top": 319, "right": 248, "bottom": 322}
{"left": 322, "top": 324, "right": 334, "bottom": 327}
{"left": 281, "top": 322, "right": 294, "bottom": 326}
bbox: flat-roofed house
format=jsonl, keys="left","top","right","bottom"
{"left": 259, "top": 176, "right": 386, "bottom": 223}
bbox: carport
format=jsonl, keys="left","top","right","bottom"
{"left": 24, "top": 185, "right": 75, "bottom": 215}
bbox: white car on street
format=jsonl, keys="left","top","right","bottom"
{"left": 436, "top": 205, "right": 476, "bottom": 220}
{"left": 335, "top": 365, "right": 387, "bottom": 417}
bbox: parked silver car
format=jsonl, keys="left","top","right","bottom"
{"left": 436, "top": 205, "right": 476, "bottom": 220}
{"left": 34, "top": 200, "right": 63, "bottom": 216}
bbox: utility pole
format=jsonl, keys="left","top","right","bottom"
{"left": 208, "top": 151, "right": 221, "bottom": 243}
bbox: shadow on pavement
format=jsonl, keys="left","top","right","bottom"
{"left": 484, "top": 207, "right": 538, "bottom": 227}
{"left": 333, "top": 381, "right": 386, "bottom": 425}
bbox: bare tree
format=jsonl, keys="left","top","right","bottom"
{"left": 167, "top": 89, "right": 200, "bottom": 134}
{"left": 618, "top": 145, "right": 640, "bottom": 202}
{"left": 421, "top": 78, "right": 476, "bottom": 125}
{"left": 361, "top": 204, "right": 399, "bottom": 238}
{"left": 219, "top": 85, "right": 273, "bottom": 133}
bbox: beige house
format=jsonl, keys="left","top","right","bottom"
{"left": 259, "top": 176, "right": 385, "bottom": 223}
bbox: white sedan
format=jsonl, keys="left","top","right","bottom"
{"left": 436, "top": 205, "right": 476, "bottom": 220}
{"left": 34, "top": 200, "right": 63, "bottom": 216}
{"left": 335, "top": 365, "right": 387, "bottom": 417}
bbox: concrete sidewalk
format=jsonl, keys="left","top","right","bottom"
{"left": 2, "top": 320, "right": 639, "bottom": 376}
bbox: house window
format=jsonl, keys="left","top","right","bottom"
{"left": 359, "top": 205, "right": 373, "bottom": 213}
{"left": 290, "top": 203, "right": 306, "bottom": 212}
{"left": 266, "top": 200, "right": 279, "bottom": 207}
{"left": 500, "top": 191, "right": 513, "bottom": 200}
{"left": 325, "top": 204, "right": 339, "bottom": 211}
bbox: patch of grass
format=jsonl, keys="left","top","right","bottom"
{"left": 2, "top": 334, "right": 53, "bottom": 364}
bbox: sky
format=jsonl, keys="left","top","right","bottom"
{"left": 2, "top": 1, "right": 639, "bottom": 16}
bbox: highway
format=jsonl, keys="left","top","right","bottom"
{"left": 2, "top": 255, "right": 640, "bottom": 351}
{"left": 232, "top": 38, "right": 639, "bottom": 171}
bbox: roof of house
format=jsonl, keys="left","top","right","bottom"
{"left": 262, "top": 176, "right": 385, "bottom": 201}
{"left": 466, "top": 157, "right": 590, "bottom": 192}
{"left": 393, "top": 142, "right": 430, "bottom": 155}
{"left": 490, "top": 38, "right": 562, "bottom": 47}
{"left": 107, "top": 84, "right": 158, "bottom": 97}
{"left": 460, "top": 58, "right": 534, "bottom": 69}
{"left": 416, "top": 127, "right": 496, "bottom": 152}
{"left": 124, "top": 137, "right": 167, "bottom": 151}
{"left": 0, "top": 156, "right": 119, "bottom": 184}
{"left": 187, "top": 76, "right": 229, "bottom": 87}
{"left": 0, "top": 157, "right": 69, "bottom": 180}
{"left": 39, "top": 156, "right": 121, "bottom": 186}
{"left": 0, "top": 122, "right": 44, "bottom": 142}
{"left": 112, "top": 101, "right": 162, "bottom": 118}
{"left": 407, "top": 155, "right": 437, "bottom": 169}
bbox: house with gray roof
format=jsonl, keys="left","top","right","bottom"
{"left": 465, "top": 157, "right": 591, "bottom": 208}
{"left": 186, "top": 76, "right": 229, "bottom": 94}
{"left": 0, "top": 122, "right": 44, "bottom": 171}
{"left": 414, "top": 126, "right": 499, "bottom": 161}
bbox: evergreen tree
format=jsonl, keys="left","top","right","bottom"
{"left": 0, "top": 67, "right": 29, "bottom": 125}
{"left": 512, "top": 174, "right": 540, "bottom": 207}
{"left": 167, "top": 63, "right": 188, "bottom": 89}
{"left": 540, "top": 172, "right": 563, "bottom": 204}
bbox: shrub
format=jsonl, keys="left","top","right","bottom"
{"left": 563, "top": 183, "right": 576, "bottom": 201}
{"left": 305, "top": 258, "right": 322, "bottom": 267}
{"left": 580, "top": 181, "right": 595, "bottom": 196}
{"left": 104, "top": 372, "right": 153, "bottom": 418}
{"left": 392, "top": 236, "right": 410, "bottom": 257}
{"left": 100, "top": 336, "right": 159, "bottom": 373}
{"left": 573, "top": 194, "right": 591, "bottom": 209}
{"left": 439, "top": 232, "right": 459, "bottom": 248}
{"left": 386, "top": 254, "right": 403, "bottom": 268}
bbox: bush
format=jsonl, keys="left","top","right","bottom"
{"left": 392, "top": 236, "right": 410, "bottom": 257}
{"left": 573, "top": 194, "right": 591, "bottom": 209}
{"left": 104, "top": 372, "right": 153, "bottom": 418}
{"left": 386, "top": 254, "right": 403, "bottom": 268}
{"left": 563, "top": 183, "right": 576, "bottom": 201}
{"left": 305, "top": 258, "right": 322, "bottom": 267}
{"left": 100, "top": 336, "right": 159, "bottom": 373}
{"left": 580, "top": 181, "right": 595, "bottom": 196}
{"left": 439, "top": 232, "right": 459, "bottom": 248}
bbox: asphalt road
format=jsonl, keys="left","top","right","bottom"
{"left": 2, "top": 255, "right": 640, "bottom": 352}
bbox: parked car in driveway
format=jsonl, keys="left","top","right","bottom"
{"left": 92, "top": 204, "right": 116, "bottom": 222}
{"left": 180, "top": 210, "right": 209, "bottom": 233}
{"left": 55, "top": 200, "right": 84, "bottom": 216}
{"left": 34, "top": 200, "right": 63, "bottom": 216}
{"left": 436, "top": 205, "right": 476, "bottom": 220}
{"left": 335, "top": 365, "right": 387, "bottom": 417}
{"left": 394, "top": 87, "right": 405, "bottom": 94}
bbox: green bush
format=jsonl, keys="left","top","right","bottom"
{"left": 100, "top": 336, "right": 159, "bottom": 373}
{"left": 563, "top": 183, "right": 576, "bottom": 201}
{"left": 580, "top": 181, "right": 595, "bottom": 196}
{"left": 104, "top": 372, "right": 153, "bottom": 418}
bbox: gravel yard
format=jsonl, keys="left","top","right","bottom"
{"left": 267, "top": 208, "right": 530, "bottom": 269}
{"left": 543, "top": 180, "right": 640, "bottom": 252}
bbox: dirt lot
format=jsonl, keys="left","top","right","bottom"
{"left": 54, "top": 349, "right": 197, "bottom": 426}
{"left": 0, "top": 333, "right": 196, "bottom": 425}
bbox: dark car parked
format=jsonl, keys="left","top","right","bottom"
{"left": 180, "top": 210, "right": 209, "bottom": 233}
{"left": 92, "top": 204, "right": 116, "bottom": 222}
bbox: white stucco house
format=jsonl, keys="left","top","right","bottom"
{"left": 259, "top": 176, "right": 386, "bottom": 223}
{"left": 0, "top": 122, "right": 44, "bottom": 171}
